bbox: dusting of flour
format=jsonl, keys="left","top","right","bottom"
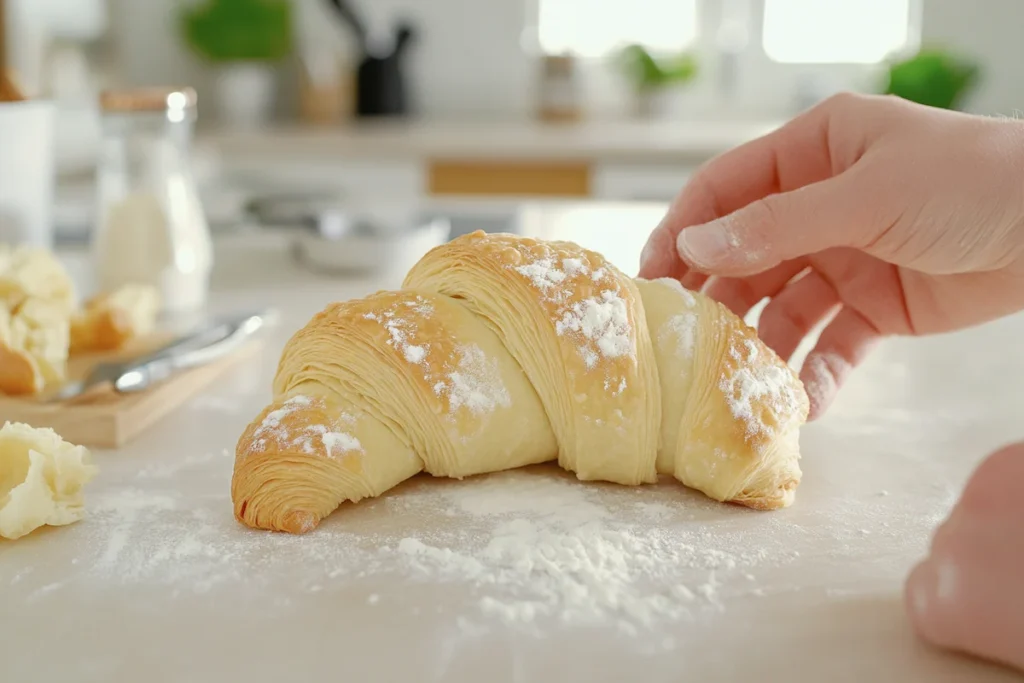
{"left": 247, "top": 394, "right": 363, "bottom": 459}
{"left": 556, "top": 290, "right": 633, "bottom": 369}
{"left": 433, "top": 344, "right": 511, "bottom": 416}
{"left": 365, "top": 296, "right": 511, "bottom": 419}
{"left": 3, "top": 452, "right": 941, "bottom": 643}
{"left": 721, "top": 339, "right": 802, "bottom": 440}
{"left": 661, "top": 312, "right": 697, "bottom": 359}
{"left": 513, "top": 254, "right": 632, "bottom": 378}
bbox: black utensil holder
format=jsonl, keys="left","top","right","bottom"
{"left": 356, "top": 55, "right": 410, "bottom": 117}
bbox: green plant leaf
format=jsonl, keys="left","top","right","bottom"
{"left": 181, "top": 0, "right": 294, "bottom": 63}
{"left": 617, "top": 44, "right": 699, "bottom": 91}
{"left": 881, "top": 48, "right": 981, "bottom": 110}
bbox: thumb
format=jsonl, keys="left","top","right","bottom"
{"left": 675, "top": 176, "right": 874, "bottom": 277}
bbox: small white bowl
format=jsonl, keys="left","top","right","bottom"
{"left": 291, "top": 215, "right": 452, "bottom": 281}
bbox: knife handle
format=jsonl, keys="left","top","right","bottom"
{"left": 113, "top": 313, "right": 266, "bottom": 393}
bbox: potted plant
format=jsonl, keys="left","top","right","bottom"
{"left": 180, "top": 0, "right": 294, "bottom": 127}
{"left": 880, "top": 47, "right": 981, "bottom": 111}
{"left": 617, "top": 44, "right": 699, "bottom": 119}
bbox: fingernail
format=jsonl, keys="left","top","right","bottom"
{"left": 675, "top": 218, "right": 736, "bottom": 269}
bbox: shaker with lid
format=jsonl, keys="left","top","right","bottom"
{"left": 92, "top": 86, "right": 212, "bottom": 314}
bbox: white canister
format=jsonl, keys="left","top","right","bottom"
{"left": 0, "top": 100, "right": 56, "bottom": 248}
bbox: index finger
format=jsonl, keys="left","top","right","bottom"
{"left": 638, "top": 93, "right": 862, "bottom": 280}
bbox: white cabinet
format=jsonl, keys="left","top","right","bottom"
{"left": 219, "top": 158, "right": 426, "bottom": 201}
{"left": 592, "top": 163, "right": 696, "bottom": 202}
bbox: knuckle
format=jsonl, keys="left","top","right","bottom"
{"left": 763, "top": 297, "right": 808, "bottom": 338}
{"left": 727, "top": 278, "right": 764, "bottom": 312}
{"left": 823, "top": 91, "right": 862, "bottom": 110}
{"left": 744, "top": 197, "right": 785, "bottom": 242}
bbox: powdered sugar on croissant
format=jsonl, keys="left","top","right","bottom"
{"left": 232, "top": 231, "right": 809, "bottom": 534}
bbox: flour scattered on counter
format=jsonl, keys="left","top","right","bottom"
{"left": 23, "top": 468, "right": 801, "bottom": 637}
{"left": 136, "top": 449, "right": 231, "bottom": 479}
{"left": 380, "top": 470, "right": 788, "bottom": 635}
{"left": 25, "top": 582, "right": 63, "bottom": 603}
{"left": 632, "top": 501, "right": 676, "bottom": 520}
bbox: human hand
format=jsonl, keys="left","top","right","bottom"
{"left": 905, "top": 442, "right": 1024, "bottom": 673}
{"left": 638, "top": 93, "right": 1024, "bottom": 419}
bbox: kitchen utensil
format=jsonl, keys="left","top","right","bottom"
{"left": 49, "top": 309, "right": 273, "bottom": 402}
{"left": 0, "top": 339, "right": 264, "bottom": 449}
{"left": 355, "top": 19, "right": 417, "bottom": 117}
{"left": 324, "top": 0, "right": 368, "bottom": 53}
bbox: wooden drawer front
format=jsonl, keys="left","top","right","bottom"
{"left": 427, "top": 160, "right": 592, "bottom": 197}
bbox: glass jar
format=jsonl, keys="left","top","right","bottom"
{"left": 92, "top": 86, "right": 212, "bottom": 314}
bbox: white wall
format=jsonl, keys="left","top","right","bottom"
{"left": 34, "top": 0, "right": 1024, "bottom": 121}
{"left": 919, "top": 0, "right": 1024, "bottom": 116}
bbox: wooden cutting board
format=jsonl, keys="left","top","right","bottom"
{"left": 0, "top": 334, "right": 262, "bottom": 449}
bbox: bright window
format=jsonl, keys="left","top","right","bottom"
{"left": 763, "top": 0, "right": 915, "bottom": 64}
{"left": 537, "top": 0, "right": 698, "bottom": 58}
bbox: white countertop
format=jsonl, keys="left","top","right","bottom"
{"left": 196, "top": 118, "right": 782, "bottom": 164}
{"left": 2, "top": 203, "right": 1021, "bottom": 683}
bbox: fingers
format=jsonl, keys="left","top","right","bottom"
{"left": 674, "top": 173, "right": 885, "bottom": 278}
{"left": 798, "top": 306, "right": 881, "bottom": 419}
{"left": 757, "top": 269, "right": 842, "bottom": 362}
{"left": 639, "top": 94, "right": 850, "bottom": 280}
{"left": 680, "top": 271, "right": 709, "bottom": 292}
{"left": 905, "top": 444, "right": 1024, "bottom": 672}
{"left": 701, "top": 259, "right": 809, "bottom": 320}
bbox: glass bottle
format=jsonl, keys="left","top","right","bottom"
{"left": 92, "top": 86, "right": 212, "bottom": 314}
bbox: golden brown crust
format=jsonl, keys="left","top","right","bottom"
{"left": 233, "top": 394, "right": 371, "bottom": 534}
{"left": 233, "top": 231, "right": 810, "bottom": 534}
{"left": 277, "top": 291, "right": 478, "bottom": 423}
{"left": 403, "top": 231, "right": 661, "bottom": 486}
{"left": 636, "top": 277, "right": 808, "bottom": 511}
{"left": 0, "top": 244, "right": 77, "bottom": 395}
{"left": 0, "top": 338, "right": 40, "bottom": 396}
{"left": 0, "top": 300, "right": 69, "bottom": 396}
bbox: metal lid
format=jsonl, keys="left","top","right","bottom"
{"left": 99, "top": 86, "right": 198, "bottom": 113}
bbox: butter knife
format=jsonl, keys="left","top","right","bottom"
{"left": 50, "top": 309, "right": 274, "bottom": 402}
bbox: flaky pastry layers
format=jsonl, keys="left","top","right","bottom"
{"left": 0, "top": 244, "right": 76, "bottom": 395}
{"left": 232, "top": 231, "right": 808, "bottom": 533}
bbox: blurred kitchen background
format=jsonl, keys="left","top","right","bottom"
{"left": 1, "top": 0, "right": 1019, "bottom": 255}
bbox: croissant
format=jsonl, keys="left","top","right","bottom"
{"left": 232, "top": 231, "right": 809, "bottom": 534}
{"left": 70, "top": 284, "right": 161, "bottom": 353}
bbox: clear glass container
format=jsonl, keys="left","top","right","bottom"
{"left": 92, "top": 86, "right": 212, "bottom": 314}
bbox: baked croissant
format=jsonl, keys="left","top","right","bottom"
{"left": 232, "top": 231, "right": 809, "bottom": 534}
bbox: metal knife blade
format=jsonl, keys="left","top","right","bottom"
{"left": 50, "top": 308, "right": 275, "bottom": 402}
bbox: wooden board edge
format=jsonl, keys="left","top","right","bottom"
{"left": 110, "top": 340, "right": 265, "bottom": 447}
{"left": 0, "top": 340, "right": 265, "bottom": 449}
